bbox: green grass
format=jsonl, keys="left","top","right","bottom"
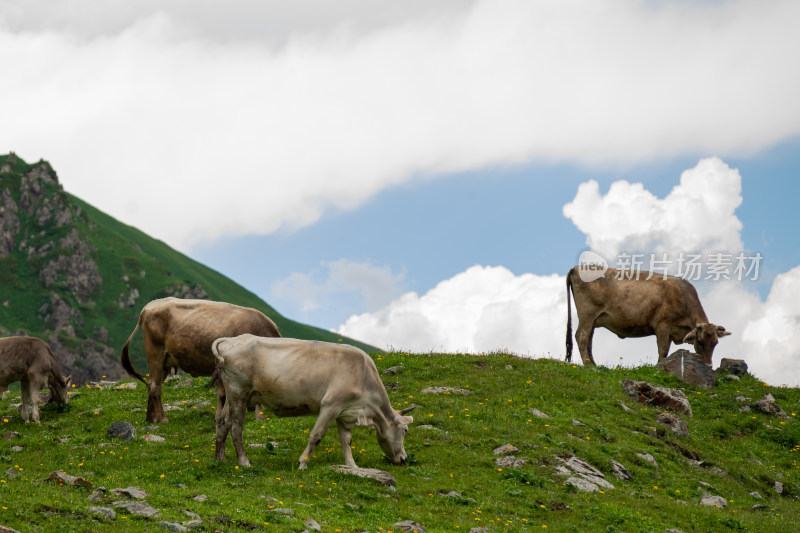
{"left": 1, "top": 352, "right": 798, "bottom": 532}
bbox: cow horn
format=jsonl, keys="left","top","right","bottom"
{"left": 399, "top": 404, "right": 418, "bottom": 415}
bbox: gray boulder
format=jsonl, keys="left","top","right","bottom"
{"left": 718, "top": 358, "right": 748, "bottom": 376}
{"left": 656, "top": 349, "right": 716, "bottom": 389}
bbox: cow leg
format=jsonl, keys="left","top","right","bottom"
{"left": 254, "top": 404, "right": 265, "bottom": 421}
{"left": 336, "top": 422, "right": 357, "bottom": 468}
{"left": 228, "top": 397, "right": 250, "bottom": 467}
{"left": 656, "top": 329, "right": 672, "bottom": 362}
{"left": 298, "top": 406, "right": 338, "bottom": 470}
{"left": 575, "top": 322, "right": 597, "bottom": 366}
{"left": 20, "top": 379, "right": 31, "bottom": 423}
{"left": 215, "top": 399, "right": 232, "bottom": 462}
{"left": 146, "top": 364, "right": 169, "bottom": 423}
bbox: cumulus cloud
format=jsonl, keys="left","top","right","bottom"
{"left": 563, "top": 157, "right": 744, "bottom": 260}
{"left": 3, "top": 1, "right": 800, "bottom": 250}
{"left": 339, "top": 265, "right": 566, "bottom": 354}
{"left": 271, "top": 259, "right": 404, "bottom": 314}
{"left": 338, "top": 158, "right": 799, "bottom": 385}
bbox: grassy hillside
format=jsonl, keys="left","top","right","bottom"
{"left": 0, "top": 153, "right": 375, "bottom": 383}
{"left": 0, "top": 351, "right": 797, "bottom": 532}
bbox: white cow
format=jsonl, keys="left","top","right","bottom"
{"left": 212, "top": 334, "right": 414, "bottom": 469}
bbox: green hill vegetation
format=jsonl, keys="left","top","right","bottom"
{"left": 0, "top": 153, "right": 374, "bottom": 383}
{"left": 0, "top": 351, "right": 797, "bottom": 532}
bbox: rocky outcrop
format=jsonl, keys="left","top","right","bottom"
{"left": 0, "top": 189, "right": 20, "bottom": 257}
{"left": 621, "top": 380, "right": 693, "bottom": 417}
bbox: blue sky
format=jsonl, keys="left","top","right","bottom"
{"left": 3, "top": 0, "right": 800, "bottom": 384}
{"left": 193, "top": 138, "right": 800, "bottom": 330}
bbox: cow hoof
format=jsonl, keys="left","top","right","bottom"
{"left": 298, "top": 463, "right": 308, "bottom": 471}
{"left": 239, "top": 459, "right": 251, "bottom": 468}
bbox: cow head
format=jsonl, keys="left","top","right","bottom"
{"left": 47, "top": 374, "right": 72, "bottom": 405}
{"left": 375, "top": 406, "right": 415, "bottom": 465}
{"left": 683, "top": 323, "right": 731, "bottom": 365}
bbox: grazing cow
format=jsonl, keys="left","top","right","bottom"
{"left": 212, "top": 334, "right": 415, "bottom": 469}
{"left": 565, "top": 267, "right": 730, "bottom": 366}
{"left": 0, "top": 336, "right": 71, "bottom": 423}
{"left": 121, "top": 297, "right": 280, "bottom": 423}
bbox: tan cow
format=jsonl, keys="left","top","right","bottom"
{"left": 121, "top": 297, "right": 280, "bottom": 423}
{"left": 0, "top": 336, "right": 71, "bottom": 423}
{"left": 565, "top": 267, "right": 730, "bottom": 366}
{"left": 212, "top": 334, "right": 415, "bottom": 469}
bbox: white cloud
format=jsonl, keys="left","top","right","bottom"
{"left": 271, "top": 259, "right": 404, "bottom": 314}
{"left": 563, "top": 157, "right": 744, "bottom": 259}
{"left": 339, "top": 158, "right": 800, "bottom": 385}
{"left": 3, "top": 1, "right": 800, "bottom": 250}
{"left": 339, "top": 265, "right": 566, "bottom": 355}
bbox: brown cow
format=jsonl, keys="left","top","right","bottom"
{"left": 0, "top": 336, "right": 71, "bottom": 423}
{"left": 121, "top": 297, "right": 280, "bottom": 423}
{"left": 565, "top": 267, "right": 730, "bottom": 366}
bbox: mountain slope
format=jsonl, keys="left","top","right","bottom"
{"left": 0, "top": 152, "right": 375, "bottom": 383}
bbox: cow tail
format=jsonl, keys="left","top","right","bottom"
{"left": 209, "top": 338, "right": 226, "bottom": 389}
{"left": 565, "top": 269, "right": 574, "bottom": 362}
{"left": 121, "top": 312, "right": 147, "bottom": 384}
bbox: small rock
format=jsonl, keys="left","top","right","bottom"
{"left": 394, "top": 520, "right": 428, "bottom": 533}
{"left": 114, "top": 382, "right": 138, "bottom": 390}
{"left": 88, "top": 487, "right": 108, "bottom": 502}
{"left": 88, "top": 506, "right": 116, "bottom": 520}
{"left": 735, "top": 396, "right": 751, "bottom": 402}
{"left": 142, "top": 434, "right": 166, "bottom": 443}
{"left": 749, "top": 491, "right": 763, "bottom": 499}
{"left": 420, "top": 386, "right": 474, "bottom": 395}
{"left": 111, "top": 487, "right": 148, "bottom": 500}
{"left": 192, "top": 495, "right": 208, "bottom": 502}
{"left": 699, "top": 493, "right": 727, "bottom": 508}
{"left": 657, "top": 413, "right": 690, "bottom": 439}
{"left": 565, "top": 476, "right": 603, "bottom": 492}
{"left": 438, "top": 490, "right": 463, "bottom": 498}
{"left": 383, "top": 365, "right": 403, "bottom": 375}
{"left": 303, "top": 518, "right": 321, "bottom": 531}
{"left": 753, "top": 395, "right": 789, "bottom": 418}
{"left": 107, "top": 422, "right": 137, "bottom": 442}
{"left": 492, "top": 443, "right": 519, "bottom": 455}
{"left": 182, "top": 520, "right": 203, "bottom": 529}
{"left": 529, "top": 408, "right": 550, "bottom": 418}
{"left": 718, "top": 358, "right": 748, "bottom": 376}
{"left": 46, "top": 470, "right": 93, "bottom": 489}
{"left": 332, "top": 465, "right": 396, "bottom": 488}
{"left": 270, "top": 508, "right": 294, "bottom": 516}
{"left": 774, "top": 481, "right": 783, "bottom": 494}
{"left": 495, "top": 456, "right": 527, "bottom": 467}
{"left": 618, "top": 400, "right": 632, "bottom": 412}
{"left": 10, "top": 446, "right": 22, "bottom": 453}
{"left": 504, "top": 365, "right": 513, "bottom": 370}
{"left": 572, "top": 419, "right": 588, "bottom": 427}
{"left": 156, "top": 521, "right": 188, "bottom": 532}
{"left": 610, "top": 459, "right": 631, "bottom": 481}
{"left": 636, "top": 453, "right": 659, "bottom": 468}
{"left": 112, "top": 500, "right": 160, "bottom": 518}
{"left": 176, "top": 379, "right": 193, "bottom": 388}
{"left": 469, "top": 528, "right": 491, "bottom": 533}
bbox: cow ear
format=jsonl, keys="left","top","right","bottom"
{"left": 65, "top": 375, "right": 72, "bottom": 387}
{"left": 716, "top": 326, "right": 732, "bottom": 337}
{"left": 683, "top": 327, "right": 699, "bottom": 344}
{"left": 396, "top": 415, "right": 413, "bottom": 426}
